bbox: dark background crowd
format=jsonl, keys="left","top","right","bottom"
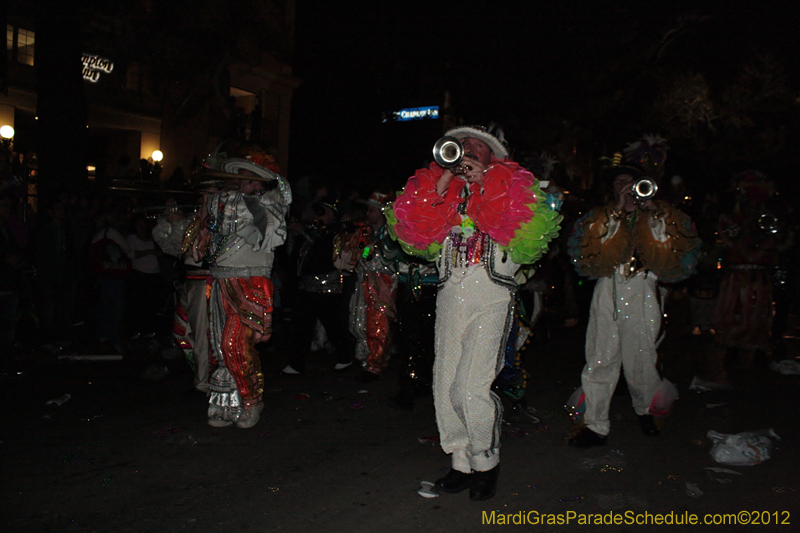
{"left": 2, "top": 150, "right": 798, "bottom": 384}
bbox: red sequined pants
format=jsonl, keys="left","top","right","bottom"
{"left": 210, "top": 276, "right": 273, "bottom": 409}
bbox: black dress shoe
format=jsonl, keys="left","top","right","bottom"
{"left": 568, "top": 426, "right": 608, "bottom": 448}
{"left": 639, "top": 415, "right": 660, "bottom": 436}
{"left": 434, "top": 468, "right": 473, "bottom": 494}
{"left": 470, "top": 465, "right": 499, "bottom": 501}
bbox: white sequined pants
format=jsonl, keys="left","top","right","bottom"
{"left": 434, "top": 265, "right": 513, "bottom": 473}
{"left": 581, "top": 270, "right": 663, "bottom": 436}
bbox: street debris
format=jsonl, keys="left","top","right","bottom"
{"left": 769, "top": 360, "right": 800, "bottom": 375}
{"left": 685, "top": 482, "right": 704, "bottom": 498}
{"left": 417, "top": 481, "right": 439, "bottom": 498}
{"left": 46, "top": 394, "right": 71, "bottom": 406}
{"left": 689, "top": 376, "right": 733, "bottom": 392}
{"left": 707, "top": 428, "right": 780, "bottom": 466}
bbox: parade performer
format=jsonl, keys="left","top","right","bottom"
{"left": 567, "top": 155, "right": 700, "bottom": 448}
{"left": 281, "top": 199, "right": 356, "bottom": 375}
{"left": 387, "top": 124, "right": 561, "bottom": 501}
{"left": 194, "top": 155, "right": 291, "bottom": 429}
{"left": 386, "top": 259, "right": 438, "bottom": 411}
{"left": 348, "top": 191, "right": 399, "bottom": 382}
{"left": 153, "top": 202, "right": 210, "bottom": 393}
{"left": 711, "top": 171, "right": 784, "bottom": 366}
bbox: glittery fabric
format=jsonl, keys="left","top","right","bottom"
{"left": 711, "top": 267, "right": 773, "bottom": 352}
{"left": 581, "top": 270, "right": 663, "bottom": 436}
{"left": 387, "top": 160, "right": 561, "bottom": 264}
{"left": 152, "top": 216, "right": 191, "bottom": 257}
{"left": 434, "top": 263, "right": 514, "bottom": 473}
{"left": 208, "top": 366, "right": 242, "bottom": 421}
{"left": 350, "top": 225, "right": 399, "bottom": 375}
{"left": 568, "top": 202, "right": 700, "bottom": 282}
{"left": 571, "top": 203, "right": 699, "bottom": 436}
{"left": 173, "top": 278, "right": 210, "bottom": 389}
{"left": 208, "top": 276, "right": 272, "bottom": 420}
{"left": 351, "top": 270, "right": 397, "bottom": 373}
{"left": 204, "top": 188, "right": 289, "bottom": 275}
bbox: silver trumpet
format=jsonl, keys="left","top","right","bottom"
{"left": 631, "top": 178, "right": 658, "bottom": 202}
{"left": 432, "top": 136, "right": 472, "bottom": 174}
{"left": 758, "top": 213, "right": 779, "bottom": 234}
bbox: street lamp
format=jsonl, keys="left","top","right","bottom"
{"left": 151, "top": 150, "right": 163, "bottom": 181}
{"left": 0, "top": 125, "right": 14, "bottom": 157}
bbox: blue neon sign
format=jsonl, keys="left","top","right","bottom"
{"left": 383, "top": 106, "right": 439, "bottom": 122}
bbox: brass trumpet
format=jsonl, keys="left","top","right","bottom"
{"left": 432, "top": 136, "right": 472, "bottom": 175}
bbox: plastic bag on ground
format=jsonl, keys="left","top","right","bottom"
{"left": 707, "top": 428, "right": 780, "bottom": 466}
{"left": 769, "top": 360, "right": 800, "bottom": 375}
{"left": 649, "top": 379, "right": 679, "bottom": 417}
{"left": 689, "top": 375, "right": 733, "bottom": 392}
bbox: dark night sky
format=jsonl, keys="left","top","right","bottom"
{"left": 288, "top": 1, "right": 800, "bottom": 194}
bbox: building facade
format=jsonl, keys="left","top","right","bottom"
{"left": 2, "top": 0, "right": 299, "bottom": 190}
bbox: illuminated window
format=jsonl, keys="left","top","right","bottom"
{"left": 125, "top": 60, "right": 152, "bottom": 94}
{"left": 17, "top": 28, "right": 35, "bottom": 66}
{"left": 7, "top": 24, "right": 35, "bottom": 66}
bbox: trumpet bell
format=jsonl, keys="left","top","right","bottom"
{"left": 632, "top": 178, "right": 658, "bottom": 201}
{"left": 432, "top": 136, "right": 464, "bottom": 168}
{"left": 758, "top": 213, "right": 779, "bottom": 234}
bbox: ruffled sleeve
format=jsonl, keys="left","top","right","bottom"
{"left": 467, "top": 162, "right": 534, "bottom": 246}
{"left": 387, "top": 160, "right": 561, "bottom": 264}
{"left": 386, "top": 164, "right": 464, "bottom": 261}
{"left": 633, "top": 202, "right": 701, "bottom": 282}
{"left": 467, "top": 161, "right": 562, "bottom": 264}
{"left": 152, "top": 216, "right": 190, "bottom": 258}
{"left": 568, "top": 206, "right": 632, "bottom": 278}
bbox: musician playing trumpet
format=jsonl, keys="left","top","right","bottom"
{"left": 195, "top": 156, "right": 292, "bottom": 429}
{"left": 388, "top": 125, "right": 561, "bottom": 501}
{"left": 153, "top": 199, "right": 211, "bottom": 393}
{"left": 567, "top": 158, "right": 701, "bottom": 448}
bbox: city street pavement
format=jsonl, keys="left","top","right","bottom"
{"left": 2, "top": 307, "right": 799, "bottom": 533}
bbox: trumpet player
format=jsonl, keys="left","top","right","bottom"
{"left": 153, "top": 200, "right": 211, "bottom": 393}
{"left": 388, "top": 125, "right": 562, "bottom": 501}
{"left": 195, "top": 156, "right": 292, "bottom": 429}
{"left": 566, "top": 158, "right": 701, "bottom": 448}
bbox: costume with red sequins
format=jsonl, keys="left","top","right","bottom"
{"left": 387, "top": 160, "right": 560, "bottom": 473}
{"left": 204, "top": 180, "right": 291, "bottom": 422}
{"left": 348, "top": 223, "right": 399, "bottom": 375}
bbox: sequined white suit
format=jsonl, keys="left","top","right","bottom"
{"left": 433, "top": 235, "right": 517, "bottom": 473}
{"left": 572, "top": 211, "right": 678, "bottom": 437}
{"left": 390, "top": 157, "right": 562, "bottom": 475}
{"left": 581, "top": 268, "right": 664, "bottom": 436}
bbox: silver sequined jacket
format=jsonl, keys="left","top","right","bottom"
{"left": 205, "top": 183, "right": 291, "bottom": 279}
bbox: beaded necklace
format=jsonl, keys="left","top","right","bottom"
{"left": 447, "top": 188, "right": 486, "bottom": 268}
{"left": 205, "top": 192, "right": 244, "bottom": 265}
